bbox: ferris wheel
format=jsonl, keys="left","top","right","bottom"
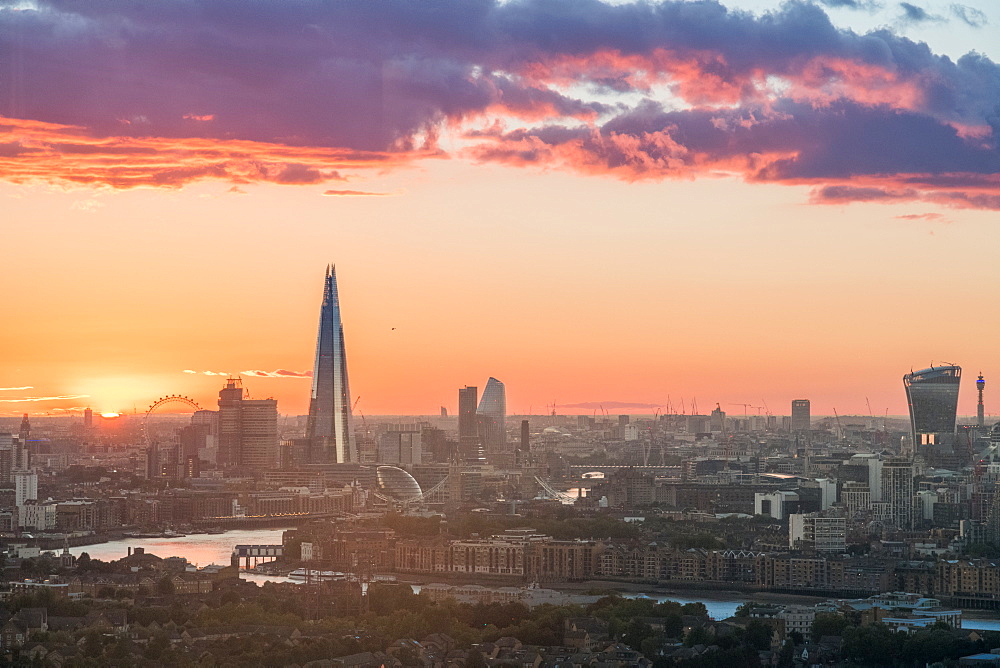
{"left": 143, "top": 394, "right": 203, "bottom": 448}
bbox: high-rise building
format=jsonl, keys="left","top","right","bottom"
{"left": 306, "top": 265, "right": 356, "bottom": 464}
{"left": 903, "top": 365, "right": 961, "bottom": 462}
{"left": 378, "top": 424, "right": 423, "bottom": 466}
{"left": 217, "top": 378, "right": 279, "bottom": 472}
{"left": 791, "top": 400, "right": 811, "bottom": 432}
{"left": 458, "top": 386, "right": 480, "bottom": 461}
{"left": 83, "top": 408, "right": 93, "bottom": 429}
{"left": 477, "top": 377, "right": 507, "bottom": 464}
{"left": 881, "top": 458, "right": 914, "bottom": 530}
{"left": 18, "top": 414, "right": 29, "bottom": 443}
{"left": 710, "top": 405, "right": 726, "bottom": 432}
{"left": 15, "top": 470, "right": 38, "bottom": 507}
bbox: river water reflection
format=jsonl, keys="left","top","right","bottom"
{"left": 69, "top": 528, "right": 289, "bottom": 567}
{"left": 67, "top": 529, "right": 1000, "bottom": 631}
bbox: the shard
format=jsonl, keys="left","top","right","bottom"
{"left": 306, "top": 265, "right": 356, "bottom": 463}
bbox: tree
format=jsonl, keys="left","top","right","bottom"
{"left": 466, "top": 648, "right": 487, "bottom": 668}
{"left": 156, "top": 575, "right": 175, "bottom": 595}
{"left": 744, "top": 619, "right": 774, "bottom": 651}
{"left": 622, "top": 619, "right": 655, "bottom": 650}
{"left": 685, "top": 626, "right": 712, "bottom": 647}
{"left": 811, "top": 612, "right": 849, "bottom": 641}
{"left": 777, "top": 639, "right": 794, "bottom": 668}
{"left": 734, "top": 602, "right": 755, "bottom": 618}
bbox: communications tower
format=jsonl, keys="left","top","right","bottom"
{"left": 978, "top": 373, "right": 986, "bottom": 428}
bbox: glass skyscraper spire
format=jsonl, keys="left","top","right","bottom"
{"left": 306, "top": 265, "right": 356, "bottom": 463}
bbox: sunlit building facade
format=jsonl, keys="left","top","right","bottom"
{"left": 306, "top": 265, "right": 356, "bottom": 463}
{"left": 374, "top": 465, "right": 423, "bottom": 504}
{"left": 477, "top": 377, "right": 507, "bottom": 465}
{"left": 903, "top": 365, "right": 961, "bottom": 464}
{"left": 217, "top": 378, "right": 278, "bottom": 472}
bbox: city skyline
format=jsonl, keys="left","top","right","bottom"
{"left": 2, "top": 0, "right": 999, "bottom": 418}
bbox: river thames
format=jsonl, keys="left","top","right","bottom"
{"left": 68, "top": 528, "right": 1000, "bottom": 631}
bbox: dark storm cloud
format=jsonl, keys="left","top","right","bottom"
{"left": 0, "top": 0, "right": 997, "bottom": 206}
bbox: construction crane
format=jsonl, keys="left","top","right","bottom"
{"left": 833, "top": 407, "right": 844, "bottom": 440}
{"left": 730, "top": 403, "right": 753, "bottom": 417}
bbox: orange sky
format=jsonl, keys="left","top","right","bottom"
{"left": 3, "top": 160, "right": 999, "bottom": 419}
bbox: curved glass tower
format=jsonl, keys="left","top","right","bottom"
{"left": 477, "top": 377, "right": 506, "bottom": 462}
{"left": 903, "top": 364, "right": 961, "bottom": 459}
{"left": 306, "top": 265, "right": 356, "bottom": 463}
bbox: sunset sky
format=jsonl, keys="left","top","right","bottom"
{"left": 2, "top": 0, "right": 999, "bottom": 419}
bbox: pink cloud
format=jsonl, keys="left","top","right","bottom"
{"left": 0, "top": 0, "right": 997, "bottom": 207}
{"left": 240, "top": 369, "right": 313, "bottom": 378}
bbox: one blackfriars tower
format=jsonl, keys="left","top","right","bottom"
{"left": 477, "top": 377, "right": 507, "bottom": 465}
{"left": 306, "top": 265, "right": 356, "bottom": 463}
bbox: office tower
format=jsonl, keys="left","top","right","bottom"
{"left": 903, "top": 365, "right": 961, "bottom": 463}
{"left": 306, "top": 265, "right": 356, "bottom": 464}
{"left": 978, "top": 373, "right": 986, "bottom": 428}
{"left": 881, "top": 458, "right": 914, "bottom": 529}
{"left": 710, "top": 405, "right": 726, "bottom": 432}
{"left": 520, "top": 420, "right": 530, "bottom": 453}
{"left": 18, "top": 414, "right": 29, "bottom": 443}
{"left": 791, "top": 400, "right": 810, "bottom": 432}
{"left": 440, "top": 406, "right": 447, "bottom": 418}
{"left": 477, "top": 377, "right": 507, "bottom": 463}
{"left": 217, "top": 378, "right": 279, "bottom": 471}
{"left": 15, "top": 470, "right": 37, "bottom": 507}
{"left": 379, "top": 424, "right": 423, "bottom": 466}
{"left": 458, "top": 386, "right": 480, "bottom": 461}
{"left": 83, "top": 407, "right": 93, "bottom": 428}
{"left": 618, "top": 415, "right": 630, "bottom": 426}
{"left": 0, "top": 434, "right": 15, "bottom": 484}
{"left": 867, "top": 456, "right": 884, "bottom": 501}
{"left": 6, "top": 432, "right": 29, "bottom": 472}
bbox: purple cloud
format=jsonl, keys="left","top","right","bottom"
{"left": 0, "top": 0, "right": 996, "bottom": 206}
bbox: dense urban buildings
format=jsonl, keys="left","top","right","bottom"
{"left": 306, "top": 265, "right": 357, "bottom": 464}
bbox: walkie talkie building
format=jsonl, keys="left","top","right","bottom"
{"left": 903, "top": 364, "right": 961, "bottom": 460}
